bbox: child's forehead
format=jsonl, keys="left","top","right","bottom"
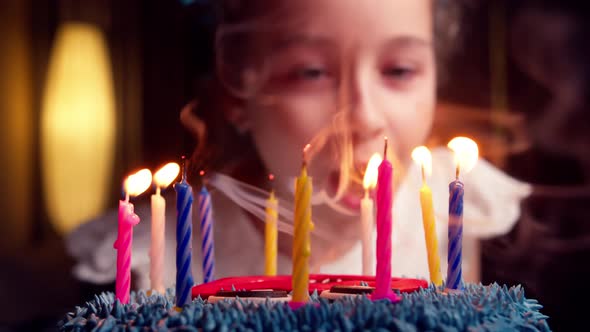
{"left": 252, "top": 0, "right": 433, "bottom": 43}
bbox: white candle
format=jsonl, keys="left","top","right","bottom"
{"left": 360, "top": 153, "right": 382, "bottom": 276}
{"left": 150, "top": 162, "right": 180, "bottom": 293}
{"left": 150, "top": 188, "right": 165, "bottom": 293}
{"left": 360, "top": 192, "right": 374, "bottom": 275}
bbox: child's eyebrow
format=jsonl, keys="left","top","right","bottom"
{"left": 270, "top": 35, "right": 431, "bottom": 54}
{"left": 274, "top": 34, "right": 338, "bottom": 50}
{"left": 273, "top": 35, "right": 431, "bottom": 52}
{"left": 383, "top": 36, "right": 433, "bottom": 50}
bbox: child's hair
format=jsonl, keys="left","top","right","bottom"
{"left": 184, "top": 0, "right": 465, "bottom": 186}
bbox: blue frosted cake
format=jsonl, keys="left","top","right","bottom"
{"left": 58, "top": 281, "right": 550, "bottom": 331}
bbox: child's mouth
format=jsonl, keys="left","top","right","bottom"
{"left": 327, "top": 169, "right": 367, "bottom": 212}
{"left": 340, "top": 193, "right": 362, "bottom": 211}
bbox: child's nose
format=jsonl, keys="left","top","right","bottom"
{"left": 346, "top": 72, "right": 386, "bottom": 143}
{"left": 350, "top": 105, "right": 384, "bottom": 143}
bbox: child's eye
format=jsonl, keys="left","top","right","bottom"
{"left": 293, "top": 66, "right": 328, "bottom": 80}
{"left": 268, "top": 62, "right": 334, "bottom": 93}
{"left": 382, "top": 66, "right": 416, "bottom": 81}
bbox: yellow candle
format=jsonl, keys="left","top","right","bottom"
{"left": 412, "top": 146, "right": 442, "bottom": 286}
{"left": 264, "top": 190, "right": 278, "bottom": 276}
{"left": 419, "top": 182, "right": 443, "bottom": 286}
{"left": 292, "top": 146, "right": 313, "bottom": 303}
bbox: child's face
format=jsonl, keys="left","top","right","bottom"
{"left": 241, "top": 0, "right": 435, "bottom": 211}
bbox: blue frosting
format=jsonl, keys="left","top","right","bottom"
{"left": 58, "top": 283, "right": 551, "bottom": 331}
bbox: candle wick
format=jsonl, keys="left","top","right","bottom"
{"left": 421, "top": 164, "right": 426, "bottom": 185}
{"left": 364, "top": 189, "right": 369, "bottom": 199}
{"left": 268, "top": 173, "right": 275, "bottom": 192}
{"left": 455, "top": 164, "right": 460, "bottom": 180}
{"left": 125, "top": 193, "right": 130, "bottom": 203}
{"left": 383, "top": 137, "right": 388, "bottom": 159}
{"left": 156, "top": 186, "right": 161, "bottom": 196}
{"left": 181, "top": 155, "right": 187, "bottom": 182}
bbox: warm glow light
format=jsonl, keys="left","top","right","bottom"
{"left": 448, "top": 137, "right": 479, "bottom": 174}
{"left": 41, "top": 22, "right": 116, "bottom": 235}
{"left": 125, "top": 169, "right": 152, "bottom": 197}
{"left": 363, "top": 153, "right": 382, "bottom": 190}
{"left": 411, "top": 146, "right": 433, "bottom": 177}
{"left": 154, "top": 163, "right": 180, "bottom": 188}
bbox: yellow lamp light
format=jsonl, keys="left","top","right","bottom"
{"left": 41, "top": 22, "right": 116, "bottom": 235}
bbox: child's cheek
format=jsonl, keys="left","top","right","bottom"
{"left": 255, "top": 92, "right": 338, "bottom": 144}
{"left": 394, "top": 97, "right": 435, "bottom": 159}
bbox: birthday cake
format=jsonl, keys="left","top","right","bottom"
{"left": 58, "top": 274, "right": 551, "bottom": 331}
{"left": 61, "top": 138, "right": 550, "bottom": 330}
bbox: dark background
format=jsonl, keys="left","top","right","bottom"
{"left": 1, "top": 1, "right": 589, "bottom": 331}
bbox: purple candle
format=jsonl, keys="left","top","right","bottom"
{"left": 174, "top": 157, "right": 194, "bottom": 307}
{"left": 198, "top": 184, "right": 215, "bottom": 283}
{"left": 446, "top": 179, "right": 464, "bottom": 290}
{"left": 446, "top": 136, "right": 479, "bottom": 291}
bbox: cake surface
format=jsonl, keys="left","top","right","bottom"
{"left": 59, "top": 277, "right": 551, "bottom": 331}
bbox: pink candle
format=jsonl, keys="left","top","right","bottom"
{"left": 114, "top": 169, "right": 151, "bottom": 304}
{"left": 372, "top": 138, "right": 400, "bottom": 302}
{"left": 114, "top": 198, "right": 140, "bottom": 304}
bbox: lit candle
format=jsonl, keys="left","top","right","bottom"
{"left": 292, "top": 144, "right": 313, "bottom": 304}
{"left": 174, "top": 157, "right": 195, "bottom": 307}
{"left": 114, "top": 169, "right": 151, "bottom": 304}
{"left": 373, "top": 138, "right": 400, "bottom": 302}
{"left": 198, "top": 170, "right": 215, "bottom": 284}
{"left": 360, "top": 153, "right": 381, "bottom": 276}
{"left": 150, "top": 162, "right": 180, "bottom": 294}
{"left": 411, "top": 146, "right": 443, "bottom": 286}
{"left": 446, "top": 137, "right": 479, "bottom": 291}
{"left": 264, "top": 174, "right": 278, "bottom": 276}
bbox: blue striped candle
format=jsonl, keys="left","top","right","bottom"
{"left": 174, "top": 163, "right": 194, "bottom": 307}
{"left": 446, "top": 180, "right": 464, "bottom": 290}
{"left": 198, "top": 185, "right": 215, "bottom": 283}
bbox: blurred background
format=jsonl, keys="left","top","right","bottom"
{"left": 0, "top": 0, "right": 588, "bottom": 331}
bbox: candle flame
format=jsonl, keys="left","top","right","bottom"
{"left": 448, "top": 137, "right": 479, "bottom": 175}
{"left": 154, "top": 162, "right": 180, "bottom": 188}
{"left": 363, "top": 153, "right": 382, "bottom": 190}
{"left": 124, "top": 169, "right": 152, "bottom": 197}
{"left": 411, "top": 146, "right": 432, "bottom": 177}
{"left": 302, "top": 144, "right": 312, "bottom": 167}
